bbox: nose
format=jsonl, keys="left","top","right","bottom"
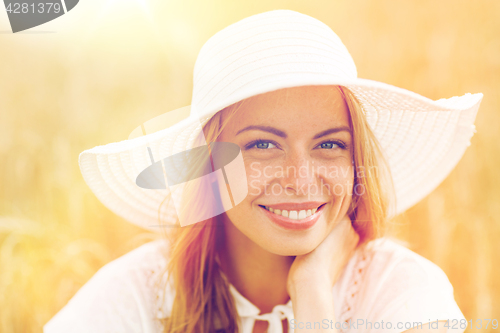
{"left": 278, "top": 151, "right": 317, "bottom": 195}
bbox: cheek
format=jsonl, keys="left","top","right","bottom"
{"left": 317, "top": 162, "right": 355, "bottom": 198}
{"left": 244, "top": 159, "right": 276, "bottom": 197}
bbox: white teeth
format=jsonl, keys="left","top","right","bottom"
{"left": 264, "top": 206, "right": 321, "bottom": 220}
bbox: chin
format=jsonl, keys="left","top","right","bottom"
{"left": 257, "top": 236, "right": 323, "bottom": 257}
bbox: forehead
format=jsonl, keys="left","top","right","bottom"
{"left": 222, "top": 85, "right": 350, "bottom": 135}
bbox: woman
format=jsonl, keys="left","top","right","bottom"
{"left": 44, "top": 9, "right": 482, "bottom": 333}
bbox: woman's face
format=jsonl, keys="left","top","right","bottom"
{"left": 218, "top": 85, "right": 354, "bottom": 256}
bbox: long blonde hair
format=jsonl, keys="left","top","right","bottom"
{"left": 161, "top": 85, "right": 394, "bottom": 333}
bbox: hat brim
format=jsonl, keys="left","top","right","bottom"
{"left": 79, "top": 78, "right": 482, "bottom": 232}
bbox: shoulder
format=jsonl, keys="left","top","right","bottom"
{"left": 345, "top": 237, "right": 466, "bottom": 332}
{"left": 43, "top": 239, "right": 173, "bottom": 333}
{"left": 97, "top": 238, "right": 170, "bottom": 280}
{"left": 362, "top": 237, "right": 452, "bottom": 290}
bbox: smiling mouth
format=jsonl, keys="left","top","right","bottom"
{"left": 258, "top": 203, "right": 326, "bottom": 220}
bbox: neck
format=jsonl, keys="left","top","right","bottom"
{"left": 218, "top": 216, "right": 294, "bottom": 314}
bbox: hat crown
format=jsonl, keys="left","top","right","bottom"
{"left": 191, "top": 9, "right": 357, "bottom": 118}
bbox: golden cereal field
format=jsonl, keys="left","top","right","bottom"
{"left": 0, "top": 0, "right": 499, "bottom": 332}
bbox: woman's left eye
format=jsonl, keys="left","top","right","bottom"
{"left": 255, "top": 141, "right": 276, "bottom": 149}
{"left": 317, "top": 141, "right": 345, "bottom": 149}
{"left": 319, "top": 142, "right": 338, "bottom": 149}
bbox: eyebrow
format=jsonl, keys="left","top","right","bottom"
{"left": 235, "top": 125, "right": 351, "bottom": 139}
{"left": 236, "top": 125, "right": 287, "bottom": 138}
{"left": 312, "top": 126, "right": 351, "bottom": 139}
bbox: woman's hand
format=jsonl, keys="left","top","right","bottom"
{"left": 286, "top": 214, "right": 360, "bottom": 332}
{"left": 287, "top": 214, "right": 360, "bottom": 295}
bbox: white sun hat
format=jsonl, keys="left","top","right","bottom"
{"left": 78, "top": 9, "right": 482, "bottom": 231}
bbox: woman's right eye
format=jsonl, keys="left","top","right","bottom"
{"left": 245, "top": 140, "right": 278, "bottom": 150}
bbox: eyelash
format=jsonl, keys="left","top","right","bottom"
{"left": 244, "top": 139, "right": 278, "bottom": 150}
{"left": 317, "top": 140, "right": 348, "bottom": 150}
{"left": 244, "top": 139, "right": 347, "bottom": 150}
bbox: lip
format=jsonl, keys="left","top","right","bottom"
{"left": 259, "top": 203, "right": 327, "bottom": 230}
{"left": 260, "top": 201, "right": 326, "bottom": 211}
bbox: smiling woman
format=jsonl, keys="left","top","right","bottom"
{"left": 215, "top": 85, "right": 385, "bottom": 255}
{"left": 44, "top": 9, "right": 481, "bottom": 333}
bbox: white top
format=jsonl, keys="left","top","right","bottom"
{"left": 43, "top": 237, "right": 466, "bottom": 333}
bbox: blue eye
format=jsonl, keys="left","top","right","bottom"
{"left": 320, "top": 142, "right": 338, "bottom": 149}
{"left": 255, "top": 141, "right": 276, "bottom": 149}
{"left": 245, "top": 140, "right": 278, "bottom": 150}
{"left": 317, "top": 140, "right": 347, "bottom": 149}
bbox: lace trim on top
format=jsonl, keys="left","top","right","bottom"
{"left": 338, "top": 243, "right": 375, "bottom": 332}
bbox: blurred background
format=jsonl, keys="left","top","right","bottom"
{"left": 0, "top": 0, "right": 498, "bottom": 332}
